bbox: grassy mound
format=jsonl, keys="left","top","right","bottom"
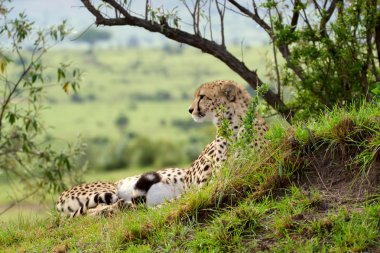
{"left": 1, "top": 103, "right": 379, "bottom": 252}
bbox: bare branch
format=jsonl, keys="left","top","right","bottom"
{"left": 273, "top": 5, "right": 283, "bottom": 24}
{"left": 322, "top": 0, "right": 328, "bottom": 9}
{"left": 362, "top": 0, "right": 376, "bottom": 98}
{"left": 228, "top": 0, "right": 302, "bottom": 83}
{"left": 145, "top": 0, "right": 149, "bottom": 20}
{"left": 375, "top": 11, "right": 380, "bottom": 69}
{"left": 216, "top": 0, "right": 226, "bottom": 47}
{"left": 0, "top": 188, "right": 39, "bottom": 216}
{"left": 194, "top": 0, "right": 199, "bottom": 35}
{"left": 228, "top": 0, "right": 273, "bottom": 37}
{"left": 312, "top": 0, "right": 323, "bottom": 17}
{"left": 300, "top": 5, "right": 314, "bottom": 33}
{"left": 103, "top": 0, "right": 129, "bottom": 17}
{"left": 182, "top": 0, "right": 198, "bottom": 35}
{"left": 81, "top": 0, "right": 106, "bottom": 19}
{"left": 268, "top": 9, "right": 281, "bottom": 100}
{"left": 208, "top": 0, "right": 213, "bottom": 41}
{"left": 320, "top": 0, "right": 341, "bottom": 37}
{"left": 195, "top": 0, "right": 201, "bottom": 36}
{"left": 252, "top": 1, "right": 259, "bottom": 16}
{"left": 290, "top": 0, "right": 301, "bottom": 32}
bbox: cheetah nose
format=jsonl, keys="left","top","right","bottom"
{"left": 188, "top": 108, "right": 194, "bottom": 114}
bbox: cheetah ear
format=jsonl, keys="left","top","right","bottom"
{"left": 222, "top": 83, "right": 237, "bottom": 102}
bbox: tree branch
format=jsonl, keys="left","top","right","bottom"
{"left": 319, "top": 0, "right": 340, "bottom": 37}
{"left": 290, "top": 0, "right": 301, "bottom": 32}
{"left": 375, "top": 9, "right": 380, "bottom": 68}
{"left": 228, "top": 0, "right": 272, "bottom": 37}
{"left": 312, "top": 0, "right": 323, "bottom": 17}
{"left": 145, "top": 0, "right": 149, "bottom": 20}
{"left": 216, "top": 0, "right": 227, "bottom": 47}
{"left": 194, "top": 0, "right": 200, "bottom": 36}
{"left": 268, "top": 9, "right": 281, "bottom": 100}
{"left": 208, "top": 0, "right": 213, "bottom": 41}
{"left": 81, "top": 0, "right": 292, "bottom": 119}
{"left": 0, "top": 64, "right": 32, "bottom": 132}
{"left": 228, "top": 0, "right": 305, "bottom": 82}
{"left": 0, "top": 188, "right": 39, "bottom": 216}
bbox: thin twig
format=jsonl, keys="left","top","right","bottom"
{"left": 290, "top": 0, "right": 300, "bottom": 32}
{"left": 70, "top": 23, "right": 94, "bottom": 41}
{"left": 0, "top": 188, "right": 39, "bottom": 216}
{"left": 208, "top": 0, "right": 213, "bottom": 41}
{"left": 145, "top": 0, "right": 149, "bottom": 20}
{"left": 268, "top": 9, "right": 281, "bottom": 100}
{"left": 0, "top": 64, "right": 32, "bottom": 131}
{"left": 228, "top": 0, "right": 272, "bottom": 36}
{"left": 215, "top": 0, "right": 226, "bottom": 47}
{"left": 319, "top": 0, "right": 340, "bottom": 37}
{"left": 240, "top": 39, "right": 245, "bottom": 63}
{"left": 13, "top": 34, "right": 26, "bottom": 72}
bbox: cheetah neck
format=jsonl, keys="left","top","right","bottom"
{"left": 214, "top": 99, "right": 249, "bottom": 138}
{"left": 183, "top": 95, "right": 251, "bottom": 188}
{"left": 183, "top": 99, "right": 249, "bottom": 188}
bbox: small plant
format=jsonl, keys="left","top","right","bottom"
{"left": 215, "top": 104, "right": 233, "bottom": 141}
{"left": 237, "top": 83, "right": 269, "bottom": 148}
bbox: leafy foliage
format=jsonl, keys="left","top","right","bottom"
{"left": 0, "top": 1, "right": 84, "bottom": 204}
{"left": 269, "top": 0, "right": 380, "bottom": 120}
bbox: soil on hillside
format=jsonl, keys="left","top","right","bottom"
{"left": 295, "top": 145, "right": 380, "bottom": 207}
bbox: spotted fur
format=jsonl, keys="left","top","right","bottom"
{"left": 56, "top": 181, "right": 119, "bottom": 217}
{"left": 56, "top": 80, "right": 269, "bottom": 217}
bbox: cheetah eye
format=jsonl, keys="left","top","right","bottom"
{"left": 199, "top": 95, "right": 205, "bottom": 99}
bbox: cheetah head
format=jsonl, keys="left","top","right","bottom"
{"left": 188, "top": 80, "right": 240, "bottom": 123}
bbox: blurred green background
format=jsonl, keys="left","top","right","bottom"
{"left": 42, "top": 45, "right": 271, "bottom": 171}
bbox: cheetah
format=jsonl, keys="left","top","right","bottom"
{"left": 56, "top": 80, "right": 268, "bottom": 217}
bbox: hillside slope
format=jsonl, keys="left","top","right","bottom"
{"left": 0, "top": 103, "right": 379, "bottom": 252}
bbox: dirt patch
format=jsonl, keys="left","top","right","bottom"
{"left": 295, "top": 145, "right": 380, "bottom": 205}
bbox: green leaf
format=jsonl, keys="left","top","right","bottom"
{"left": 31, "top": 73, "right": 37, "bottom": 83}
{"left": 0, "top": 59, "right": 7, "bottom": 74}
{"left": 32, "top": 120, "right": 38, "bottom": 131}
{"left": 371, "top": 82, "right": 380, "bottom": 96}
{"left": 26, "top": 119, "right": 31, "bottom": 130}
{"left": 57, "top": 68, "right": 65, "bottom": 82}
{"left": 6, "top": 112, "right": 17, "bottom": 124}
